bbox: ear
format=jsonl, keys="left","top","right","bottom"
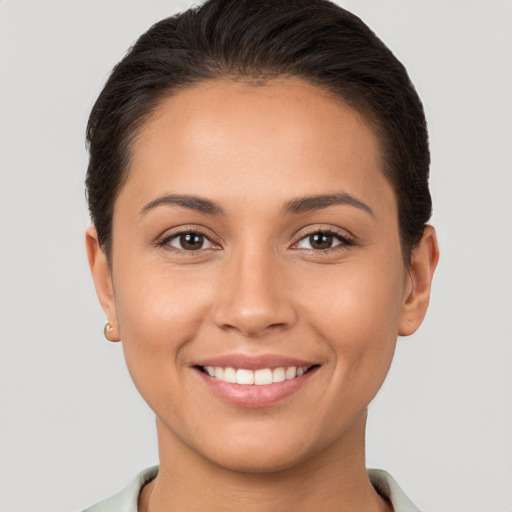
{"left": 85, "top": 226, "right": 120, "bottom": 342}
{"left": 399, "top": 225, "right": 439, "bottom": 336}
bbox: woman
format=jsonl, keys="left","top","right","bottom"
{"left": 84, "top": 0, "right": 438, "bottom": 510}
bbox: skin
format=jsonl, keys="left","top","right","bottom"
{"left": 87, "top": 79, "right": 438, "bottom": 512}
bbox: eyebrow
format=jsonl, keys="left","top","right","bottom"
{"left": 283, "top": 193, "right": 375, "bottom": 218}
{"left": 139, "top": 192, "right": 374, "bottom": 218}
{"left": 139, "top": 194, "right": 225, "bottom": 216}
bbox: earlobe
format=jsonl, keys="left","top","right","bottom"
{"left": 398, "top": 225, "right": 439, "bottom": 336}
{"left": 85, "top": 226, "right": 121, "bottom": 342}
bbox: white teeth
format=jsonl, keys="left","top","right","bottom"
{"left": 204, "top": 365, "right": 311, "bottom": 385}
{"left": 223, "top": 367, "right": 237, "bottom": 383}
{"left": 272, "top": 367, "right": 286, "bottom": 383}
{"left": 236, "top": 369, "right": 254, "bottom": 385}
{"left": 254, "top": 368, "right": 273, "bottom": 385}
{"left": 285, "top": 367, "right": 297, "bottom": 380}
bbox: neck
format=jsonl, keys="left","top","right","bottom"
{"left": 140, "top": 411, "right": 391, "bottom": 512}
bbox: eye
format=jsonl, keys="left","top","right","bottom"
{"left": 295, "top": 230, "right": 352, "bottom": 251}
{"left": 164, "top": 231, "right": 217, "bottom": 251}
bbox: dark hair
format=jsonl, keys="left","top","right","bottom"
{"left": 86, "top": 0, "right": 431, "bottom": 261}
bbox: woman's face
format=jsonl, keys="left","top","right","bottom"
{"left": 90, "top": 79, "right": 426, "bottom": 472}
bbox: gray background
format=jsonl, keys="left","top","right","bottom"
{"left": 1, "top": 1, "right": 511, "bottom": 511}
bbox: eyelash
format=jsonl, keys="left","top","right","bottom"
{"left": 291, "top": 228, "right": 355, "bottom": 253}
{"left": 157, "top": 227, "right": 355, "bottom": 254}
{"left": 157, "top": 229, "right": 220, "bottom": 253}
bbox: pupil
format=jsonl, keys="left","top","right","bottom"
{"left": 180, "top": 233, "right": 204, "bottom": 250}
{"left": 310, "top": 233, "right": 332, "bottom": 250}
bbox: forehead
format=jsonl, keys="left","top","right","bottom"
{"left": 123, "top": 78, "right": 394, "bottom": 217}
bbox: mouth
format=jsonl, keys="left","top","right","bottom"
{"left": 196, "top": 364, "right": 320, "bottom": 385}
{"left": 192, "top": 357, "right": 321, "bottom": 408}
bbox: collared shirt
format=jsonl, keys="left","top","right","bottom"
{"left": 83, "top": 466, "right": 420, "bottom": 512}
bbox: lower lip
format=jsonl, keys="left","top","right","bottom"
{"left": 195, "top": 368, "right": 318, "bottom": 408}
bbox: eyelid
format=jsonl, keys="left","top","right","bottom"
{"left": 168, "top": 233, "right": 217, "bottom": 250}
{"left": 156, "top": 225, "right": 222, "bottom": 251}
{"left": 290, "top": 226, "right": 355, "bottom": 250}
{"left": 155, "top": 224, "right": 355, "bottom": 252}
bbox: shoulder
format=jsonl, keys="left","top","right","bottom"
{"left": 368, "top": 468, "right": 421, "bottom": 512}
{"left": 82, "top": 466, "right": 158, "bottom": 512}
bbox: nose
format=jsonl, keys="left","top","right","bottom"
{"left": 212, "top": 249, "right": 297, "bottom": 338}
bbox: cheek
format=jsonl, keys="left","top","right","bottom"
{"left": 112, "top": 261, "right": 215, "bottom": 405}
{"left": 298, "top": 253, "right": 405, "bottom": 331}
{"left": 115, "top": 255, "right": 215, "bottom": 334}
{"left": 296, "top": 254, "right": 405, "bottom": 388}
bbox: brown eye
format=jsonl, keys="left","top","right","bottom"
{"left": 295, "top": 230, "right": 351, "bottom": 251}
{"left": 309, "top": 233, "right": 334, "bottom": 250}
{"left": 166, "top": 231, "right": 216, "bottom": 251}
{"left": 180, "top": 233, "right": 204, "bottom": 250}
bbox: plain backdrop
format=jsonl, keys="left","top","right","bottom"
{"left": 1, "top": 1, "right": 511, "bottom": 511}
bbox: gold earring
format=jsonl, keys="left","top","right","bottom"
{"left": 104, "top": 322, "right": 115, "bottom": 341}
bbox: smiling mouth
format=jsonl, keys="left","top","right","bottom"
{"left": 196, "top": 365, "right": 319, "bottom": 385}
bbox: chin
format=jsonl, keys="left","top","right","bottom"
{"left": 206, "top": 443, "right": 311, "bottom": 474}
{"left": 176, "top": 419, "right": 318, "bottom": 474}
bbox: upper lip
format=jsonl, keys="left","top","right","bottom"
{"left": 193, "top": 354, "right": 319, "bottom": 370}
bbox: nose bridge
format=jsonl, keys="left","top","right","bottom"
{"left": 213, "top": 240, "right": 296, "bottom": 337}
